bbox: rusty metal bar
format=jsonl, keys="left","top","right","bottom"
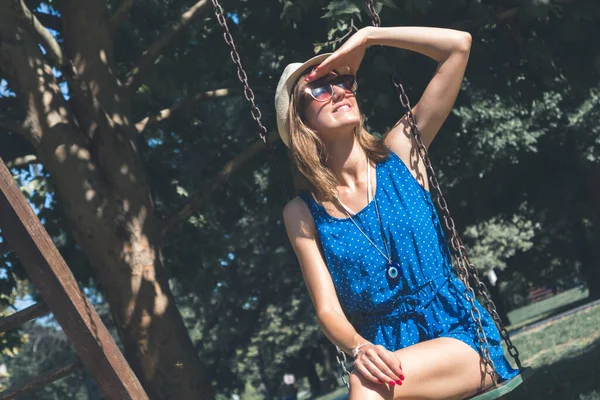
{"left": 0, "top": 302, "right": 49, "bottom": 333}
{"left": 0, "top": 360, "right": 83, "bottom": 400}
{"left": 0, "top": 156, "right": 149, "bottom": 400}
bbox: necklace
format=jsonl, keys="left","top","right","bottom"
{"left": 333, "top": 158, "right": 400, "bottom": 280}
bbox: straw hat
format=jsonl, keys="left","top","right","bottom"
{"left": 274, "top": 53, "right": 331, "bottom": 148}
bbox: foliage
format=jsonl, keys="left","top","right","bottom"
{"left": 464, "top": 209, "right": 539, "bottom": 272}
{"left": 0, "top": 0, "right": 599, "bottom": 398}
{"left": 1, "top": 322, "right": 94, "bottom": 399}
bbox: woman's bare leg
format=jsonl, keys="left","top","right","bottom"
{"left": 348, "top": 337, "right": 495, "bottom": 400}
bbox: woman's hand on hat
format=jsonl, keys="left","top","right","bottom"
{"left": 305, "top": 27, "right": 373, "bottom": 82}
{"left": 353, "top": 343, "right": 405, "bottom": 386}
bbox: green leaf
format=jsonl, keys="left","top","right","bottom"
{"left": 322, "top": 0, "right": 362, "bottom": 19}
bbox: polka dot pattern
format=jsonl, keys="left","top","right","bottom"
{"left": 299, "top": 151, "right": 519, "bottom": 381}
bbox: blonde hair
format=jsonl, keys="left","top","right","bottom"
{"left": 287, "top": 71, "right": 389, "bottom": 202}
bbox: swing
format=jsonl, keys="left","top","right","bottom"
{"left": 209, "top": 0, "right": 531, "bottom": 398}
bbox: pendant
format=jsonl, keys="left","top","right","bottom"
{"left": 387, "top": 261, "right": 400, "bottom": 279}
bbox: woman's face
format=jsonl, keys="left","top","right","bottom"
{"left": 300, "top": 72, "right": 361, "bottom": 139}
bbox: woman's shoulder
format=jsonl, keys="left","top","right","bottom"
{"left": 283, "top": 196, "right": 309, "bottom": 218}
{"left": 283, "top": 195, "right": 317, "bottom": 236}
{"left": 373, "top": 143, "right": 403, "bottom": 170}
{"left": 382, "top": 115, "right": 415, "bottom": 164}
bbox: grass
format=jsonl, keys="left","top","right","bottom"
{"left": 507, "top": 286, "right": 590, "bottom": 328}
{"left": 312, "top": 387, "right": 347, "bottom": 400}
{"left": 506, "top": 303, "right": 600, "bottom": 399}
{"left": 312, "top": 292, "right": 600, "bottom": 400}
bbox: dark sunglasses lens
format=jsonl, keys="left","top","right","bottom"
{"left": 310, "top": 85, "right": 332, "bottom": 101}
{"left": 337, "top": 75, "right": 357, "bottom": 92}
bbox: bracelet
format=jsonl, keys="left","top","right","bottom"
{"left": 352, "top": 342, "right": 371, "bottom": 358}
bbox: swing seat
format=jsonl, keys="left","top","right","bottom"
{"left": 466, "top": 367, "right": 533, "bottom": 400}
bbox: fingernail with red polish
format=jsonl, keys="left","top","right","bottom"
{"left": 389, "top": 381, "right": 396, "bottom": 386}
{"left": 399, "top": 374, "right": 405, "bottom": 380}
{"left": 395, "top": 380, "right": 403, "bottom": 385}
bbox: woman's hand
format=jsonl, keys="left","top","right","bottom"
{"left": 305, "top": 27, "right": 374, "bottom": 82}
{"left": 353, "top": 343, "right": 405, "bottom": 386}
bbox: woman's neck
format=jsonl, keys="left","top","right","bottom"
{"left": 326, "top": 136, "right": 368, "bottom": 190}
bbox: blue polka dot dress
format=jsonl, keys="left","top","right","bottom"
{"left": 299, "top": 151, "right": 519, "bottom": 381}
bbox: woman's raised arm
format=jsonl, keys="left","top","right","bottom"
{"left": 306, "top": 26, "right": 471, "bottom": 150}
{"left": 369, "top": 26, "right": 471, "bottom": 150}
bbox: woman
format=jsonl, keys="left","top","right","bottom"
{"left": 277, "top": 26, "right": 518, "bottom": 400}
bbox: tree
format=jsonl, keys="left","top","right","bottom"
{"left": 0, "top": 0, "right": 214, "bottom": 397}
{"left": 1, "top": 0, "right": 599, "bottom": 398}
{"left": 2, "top": 318, "right": 100, "bottom": 399}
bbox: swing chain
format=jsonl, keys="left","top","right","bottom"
{"left": 365, "top": 0, "right": 381, "bottom": 27}
{"left": 412, "top": 118, "right": 498, "bottom": 385}
{"left": 335, "top": 346, "right": 351, "bottom": 388}
{"left": 210, "top": 0, "right": 268, "bottom": 145}
{"left": 460, "top": 238, "right": 522, "bottom": 368}
{"left": 363, "top": 0, "right": 525, "bottom": 386}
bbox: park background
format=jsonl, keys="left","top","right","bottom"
{"left": 0, "top": 0, "right": 599, "bottom": 399}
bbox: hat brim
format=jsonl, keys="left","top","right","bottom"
{"left": 275, "top": 53, "right": 331, "bottom": 148}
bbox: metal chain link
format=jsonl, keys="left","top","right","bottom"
{"left": 335, "top": 346, "right": 351, "bottom": 388}
{"left": 365, "top": 0, "right": 381, "bottom": 27}
{"left": 458, "top": 237, "right": 522, "bottom": 368}
{"left": 405, "top": 109, "right": 499, "bottom": 386}
{"left": 211, "top": 0, "right": 268, "bottom": 145}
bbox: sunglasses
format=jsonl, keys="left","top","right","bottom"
{"left": 304, "top": 74, "right": 358, "bottom": 102}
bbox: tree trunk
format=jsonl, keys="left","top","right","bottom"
{"left": 257, "top": 351, "right": 275, "bottom": 399}
{"left": 583, "top": 166, "right": 600, "bottom": 300}
{"left": 0, "top": 2, "right": 213, "bottom": 398}
{"left": 483, "top": 270, "right": 510, "bottom": 326}
{"left": 577, "top": 222, "right": 600, "bottom": 300}
{"left": 304, "top": 358, "right": 322, "bottom": 396}
{"left": 320, "top": 342, "right": 338, "bottom": 392}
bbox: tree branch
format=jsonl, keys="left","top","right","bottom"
{"left": 60, "top": 1, "right": 124, "bottom": 140}
{"left": 110, "top": 0, "right": 135, "bottom": 37}
{"left": 12, "top": 0, "right": 65, "bottom": 67}
{"left": 136, "top": 86, "right": 270, "bottom": 133}
{"left": 0, "top": 360, "right": 83, "bottom": 400}
{"left": 125, "top": 0, "right": 210, "bottom": 92}
{"left": 33, "top": 11, "right": 62, "bottom": 33}
{"left": 0, "top": 118, "right": 28, "bottom": 137}
{"left": 6, "top": 154, "right": 38, "bottom": 168}
{"left": 136, "top": 87, "right": 244, "bottom": 133}
{"left": 0, "top": 302, "right": 50, "bottom": 333}
{"left": 161, "top": 132, "right": 279, "bottom": 235}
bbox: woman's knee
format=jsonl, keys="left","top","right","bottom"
{"left": 349, "top": 370, "right": 389, "bottom": 400}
